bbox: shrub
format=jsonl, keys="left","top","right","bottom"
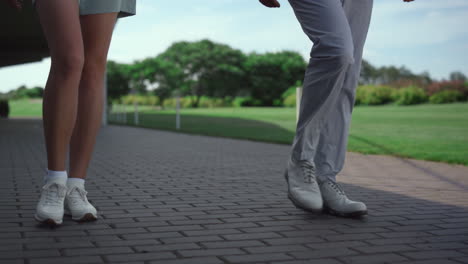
{"left": 280, "top": 81, "right": 302, "bottom": 107}
{"left": 429, "top": 90, "right": 464, "bottom": 104}
{"left": 389, "top": 79, "right": 430, "bottom": 89}
{"left": 281, "top": 86, "right": 297, "bottom": 100}
{"left": 162, "top": 98, "right": 176, "bottom": 108}
{"left": 240, "top": 96, "right": 263, "bottom": 107}
{"left": 426, "top": 80, "right": 468, "bottom": 99}
{"left": 121, "top": 94, "right": 160, "bottom": 106}
{"left": 199, "top": 97, "right": 230, "bottom": 108}
{"left": 283, "top": 93, "right": 297, "bottom": 107}
{"left": 144, "top": 96, "right": 159, "bottom": 106}
{"left": 0, "top": 100, "right": 10, "bottom": 118}
{"left": 355, "top": 85, "right": 394, "bottom": 105}
{"left": 272, "top": 99, "right": 283, "bottom": 107}
{"left": 232, "top": 97, "right": 248, "bottom": 108}
{"left": 162, "top": 97, "right": 191, "bottom": 108}
{"left": 392, "top": 86, "right": 428, "bottom": 105}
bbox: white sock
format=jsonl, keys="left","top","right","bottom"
{"left": 44, "top": 169, "right": 68, "bottom": 185}
{"left": 67, "top": 177, "right": 85, "bottom": 188}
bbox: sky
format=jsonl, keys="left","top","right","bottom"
{"left": 1, "top": 0, "right": 467, "bottom": 93}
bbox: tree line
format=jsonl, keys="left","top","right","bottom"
{"left": 107, "top": 39, "right": 306, "bottom": 107}
{"left": 2, "top": 39, "right": 466, "bottom": 107}
{"left": 107, "top": 39, "right": 466, "bottom": 107}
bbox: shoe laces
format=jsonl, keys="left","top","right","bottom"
{"left": 42, "top": 182, "right": 66, "bottom": 206}
{"left": 300, "top": 161, "right": 316, "bottom": 184}
{"left": 67, "top": 186, "right": 88, "bottom": 204}
{"left": 327, "top": 181, "right": 346, "bottom": 196}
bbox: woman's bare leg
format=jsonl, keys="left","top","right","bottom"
{"left": 68, "top": 13, "right": 119, "bottom": 179}
{"left": 36, "top": 0, "right": 84, "bottom": 171}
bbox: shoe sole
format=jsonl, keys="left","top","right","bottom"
{"left": 284, "top": 170, "right": 323, "bottom": 214}
{"left": 76, "top": 213, "right": 98, "bottom": 222}
{"left": 324, "top": 205, "right": 368, "bottom": 218}
{"left": 34, "top": 214, "right": 62, "bottom": 226}
{"left": 64, "top": 210, "right": 98, "bottom": 222}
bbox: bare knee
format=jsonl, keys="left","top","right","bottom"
{"left": 51, "top": 51, "right": 85, "bottom": 78}
{"left": 82, "top": 55, "right": 108, "bottom": 83}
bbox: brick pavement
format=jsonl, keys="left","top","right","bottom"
{"left": 1, "top": 118, "right": 467, "bottom": 264}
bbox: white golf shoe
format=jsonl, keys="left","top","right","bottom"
{"left": 284, "top": 157, "right": 323, "bottom": 213}
{"left": 319, "top": 180, "right": 367, "bottom": 217}
{"left": 64, "top": 183, "right": 97, "bottom": 222}
{"left": 34, "top": 180, "right": 67, "bottom": 226}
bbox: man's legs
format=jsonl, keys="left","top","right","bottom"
{"left": 289, "top": 0, "right": 355, "bottom": 166}
{"left": 285, "top": 0, "right": 354, "bottom": 212}
{"left": 313, "top": 0, "right": 374, "bottom": 182}
{"left": 286, "top": 0, "right": 372, "bottom": 216}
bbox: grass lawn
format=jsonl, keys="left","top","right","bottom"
{"left": 6, "top": 99, "right": 468, "bottom": 165}
{"left": 348, "top": 104, "right": 468, "bottom": 166}
{"left": 8, "top": 99, "right": 43, "bottom": 117}
{"left": 110, "top": 103, "right": 468, "bottom": 166}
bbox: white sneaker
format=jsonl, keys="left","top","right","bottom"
{"left": 319, "top": 180, "right": 367, "bottom": 217}
{"left": 64, "top": 184, "right": 97, "bottom": 222}
{"left": 34, "top": 181, "right": 67, "bottom": 225}
{"left": 284, "top": 157, "right": 323, "bottom": 213}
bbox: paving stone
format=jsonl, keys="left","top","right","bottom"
{"left": 104, "top": 252, "right": 176, "bottom": 262}
{"left": 62, "top": 246, "right": 134, "bottom": 256}
{"left": 148, "top": 257, "right": 224, "bottom": 264}
{"left": 244, "top": 244, "right": 309, "bottom": 254}
{"left": 29, "top": 256, "right": 103, "bottom": 264}
{"left": 201, "top": 240, "right": 266, "bottom": 249}
{"left": 0, "top": 250, "right": 61, "bottom": 260}
{"left": 134, "top": 243, "right": 201, "bottom": 253}
{"left": 1, "top": 119, "right": 468, "bottom": 264}
{"left": 178, "top": 248, "right": 245, "bottom": 257}
{"left": 401, "top": 250, "right": 465, "bottom": 260}
{"left": 271, "top": 260, "right": 343, "bottom": 264}
{"left": 398, "top": 260, "right": 460, "bottom": 264}
{"left": 290, "top": 248, "right": 358, "bottom": 259}
{"left": 222, "top": 232, "right": 283, "bottom": 241}
{"left": 338, "top": 253, "right": 409, "bottom": 264}
{"left": 223, "top": 253, "right": 294, "bottom": 263}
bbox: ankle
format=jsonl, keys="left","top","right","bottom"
{"left": 67, "top": 178, "right": 85, "bottom": 189}
{"left": 44, "top": 169, "right": 68, "bottom": 185}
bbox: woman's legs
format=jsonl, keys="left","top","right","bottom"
{"left": 68, "top": 13, "right": 119, "bottom": 180}
{"left": 36, "top": 0, "right": 84, "bottom": 172}
{"left": 34, "top": 0, "right": 83, "bottom": 225}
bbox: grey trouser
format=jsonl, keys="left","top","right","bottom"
{"left": 289, "top": 0, "right": 373, "bottom": 182}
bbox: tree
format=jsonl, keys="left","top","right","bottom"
{"left": 158, "top": 39, "right": 246, "bottom": 107}
{"left": 127, "top": 62, "right": 150, "bottom": 95}
{"left": 7, "top": 85, "right": 43, "bottom": 99}
{"left": 359, "top": 60, "right": 432, "bottom": 87}
{"left": 106, "top": 61, "right": 131, "bottom": 102}
{"left": 360, "top": 59, "right": 378, "bottom": 85}
{"left": 135, "top": 57, "right": 185, "bottom": 107}
{"left": 244, "top": 51, "right": 306, "bottom": 106}
{"left": 449, "top": 71, "right": 467, "bottom": 82}
{"left": 13, "top": 85, "right": 28, "bottom": 99}
{"left": 25, "top": 86, "right": 44, "bottom": 98}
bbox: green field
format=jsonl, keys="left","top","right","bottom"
{"left": 7, "top": 99, "right": 43, "bottom": 117}
{"left": 6, "top": 99, "right": 468, "bottom": 165}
